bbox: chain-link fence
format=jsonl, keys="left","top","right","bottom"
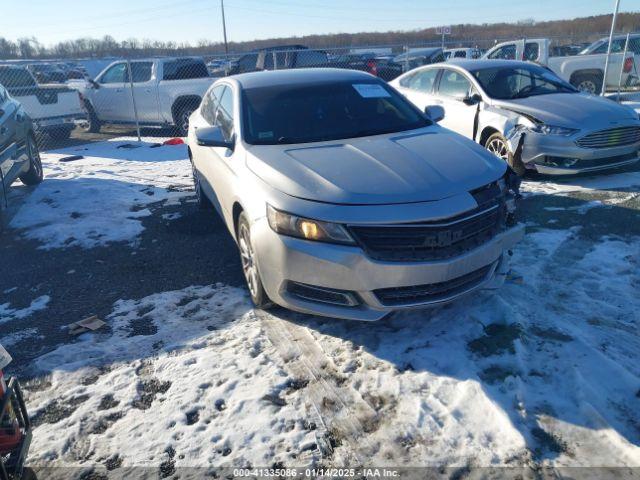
{"left": 1, "top": 31, "right": 639, "bottom": 155}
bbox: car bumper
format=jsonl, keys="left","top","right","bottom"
{"left": 34, "top": 114, "right": 86, "bottom": 130}
{"left": 521, "top": 132, "right": 640, "bottom": 175}
{"left": 252, "top": 219, "right": 525, "bottom": 321}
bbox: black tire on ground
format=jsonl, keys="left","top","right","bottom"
{"left": 47, "top": 126, "right": 73, "bottom": 140}
{"left": 237, "top": 212, "right": 273, "bottom": 309}
{"left": 175, "top": 104, "right": 196, "bottom": 137}
{"left": 19, "top": 133, "right": 44, "bottom": 186}
{"left": 571, "top": 73, "right": 603, "bottom": 95}
{"left": 484, "top": 132, "right": 526, "bottom": 176}
{"left": 191, "top": 161, "right": 213, "bottom": 210}
{"left": 82, "top": 101, "right": 101, "bottom": 133}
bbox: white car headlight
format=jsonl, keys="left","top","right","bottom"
{"left": 267, "top": 205, "right": 355, "bottom": 245}
{"left": 526, "top": 124, "right": 579, "bottom": 136}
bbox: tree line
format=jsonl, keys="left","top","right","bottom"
{"left": 1, "top": 12, "right": 639, "bottom": 60}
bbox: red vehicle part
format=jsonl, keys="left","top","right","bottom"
{"left": 623, "top": 56, "right": 634, "bottom": 73}
{"left": 0, "top": 374, "right": 31, "bottom": 480}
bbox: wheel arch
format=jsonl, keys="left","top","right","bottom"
{"left": 569, "top": 69, "right": 603, "bottom": 84}
{"left": 479, "top": 126, "right": 500, "bottom": 147}
{"left": 232, "top": 201, "right": 245, "bottom": 239}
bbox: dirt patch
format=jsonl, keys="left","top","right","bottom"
{"left": 530, "top": 325, "right": 573, "bottom": 342}
{"left": 31, "top": 394, "right": 90, "bottom": 426}
{"left": 97, "top": 394, "right": 120, "bottom": 411}
{"left": 479, "top": 365, "right": 519, "bottom": 384}
{"left": 468, "top": 323, "right": 523, "bottom": 357}
{"left": 531, "top": 427, "right": 569, "bottom": 458}
{"left": 132, "top": 378, "right": 172, "bottom": 410}
{"left": 128, "top": 316, "right": 158, "bottom": 337}
{"left": 89, "top": 411, "right": 124, "bottom": 434}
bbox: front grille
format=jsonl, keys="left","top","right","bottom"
{"left": 373, "top": 264, "right": 493, "bottom": 307}
{"left": 576, "top": 126, "right": 640, "bottom": 149}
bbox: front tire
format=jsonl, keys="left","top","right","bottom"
{"left": 485, "top": 132, "right": 526, "bottom": 176}
{"left": 237, "top": 212, "right": 272, "bottom": 309}
{"left": 19, "top": 133, "right": 44, "bottom": 186}
{"left": 47, "top": 126, "right": 73, "bottom": 140}
{"left": 82, "top": 101, "right": 101, "bottom": 133}
{"left": 175, "top": 105, "right": 195, "bottom": 137}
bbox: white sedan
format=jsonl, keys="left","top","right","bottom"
{"left": 389, "top": 59, "right": 640, "bottom": 175}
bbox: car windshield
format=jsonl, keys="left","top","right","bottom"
{"left": 471, "top": 65, "right": 578, "bottom": 99}
{"left": 242, "top": 80, "right": 430, "bottom": 145}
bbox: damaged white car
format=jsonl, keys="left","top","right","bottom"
{"left": 390, "top": 59, "right": 640, "bottom": 175}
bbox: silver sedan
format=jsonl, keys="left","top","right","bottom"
{"left": 389, "top": 59, "right": 640, "bottom": 175}
{"left": 187, "top": 69, "right": 523, "bottom": 320}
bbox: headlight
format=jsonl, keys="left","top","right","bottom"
{"left": 266, "top": 205, "right": 355, "bottom": 245}
{"left": 526, "top": 124, "right": 578, "bottom": 136}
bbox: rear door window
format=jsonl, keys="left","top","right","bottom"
{"left": 163, "top": 59, "right": 209, "bottom": 80}
{"left": 524, "top": 42, "right": 539, "bottom": 61}
{"left": 131, "top": 62, "right": 153, "bottom": 82}
{"left": 400, "top": 68, "right": 440, "bottom": 92}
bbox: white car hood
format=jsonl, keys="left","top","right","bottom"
{"left": 494, "top": 93, "right": 640, "bottom": 130}
{"left": 246, "top": 127, "right": 506, "bottom": 205}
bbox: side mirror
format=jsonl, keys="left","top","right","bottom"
{"left": 425, "top": 105, "right": 445, "bottom": 123}
{"left": 195, "top": 126, "right": 234, "bottom": 150}
{"left": 463, "top": 93, "right": 482, "bottom": 106}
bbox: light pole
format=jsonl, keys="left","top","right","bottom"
{"left": 601, "top": 0, "right": 621, "bottom": 96}
{"left": 221, "top": 0, "right": 229, "bottom": 55}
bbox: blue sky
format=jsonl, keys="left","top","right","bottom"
{"left": 3, "top": 0, "right": 632, "bottom": 46}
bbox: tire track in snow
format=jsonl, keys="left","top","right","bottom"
{"left": 256, "top": 310, "right": 386, "bottom": 466}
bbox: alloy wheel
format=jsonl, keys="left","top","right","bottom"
{"left": 577, "top": 80, "right": 597, "bottom": 95}
{"left": 180, "top": 109, "right": 193, "bottom": 135}
{"left": 486, "top": 137, "right": 509, "bottom": 161}
{"left": 239, "top": 223, "right": 259, "bottom": 298}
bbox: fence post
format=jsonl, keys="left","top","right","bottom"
{"left": 602, "top": 0, "right": 621, "bottom": 96}
{"left": 616, "top": 33, "right": 630, "bottom": 101}
{"left": 404, "top": 45, "right": 409, "bottom": 73}
{"left": 126, "top": 59, "right": 142, "bottom": 142}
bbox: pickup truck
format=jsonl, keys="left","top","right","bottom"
{"left": 0, "top": 65, "right": 85, "bottom": 140}
{"left": 482, "top": 38, "right": 637, "bottom": 94}
{"left": 77, "top": 57, "right": 214, "bottom": 136}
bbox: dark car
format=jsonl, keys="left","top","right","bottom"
{"left": 332, "top": 52, "right": 404, "bottom": 80}
{"left": 210, "top": 45, "right": 312, "bottom": 76}
{"left": 0, "top": 83, "right": 43, "bottom": 227}
{"left": 393, "top": 47, "right": 445, "bottom": 71}
{"left": 27, "top": 64, "right": 67, "bottom": 84}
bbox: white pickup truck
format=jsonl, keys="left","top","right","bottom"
{"left": 0, "top": 65, "right": 85, "bottom": 140}
{"left": 482, "top": 38, "right": 637, "bottom": 94}
{"left": 78, "top": 57, "right": 214, "bottom": 136}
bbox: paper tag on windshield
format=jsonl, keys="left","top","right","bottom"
{"left": 352, "top": 84, "right": 391, "bottom": 98}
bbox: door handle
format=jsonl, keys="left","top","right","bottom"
{"left": 116, "top": 89, "right": 123, "bottom": 93}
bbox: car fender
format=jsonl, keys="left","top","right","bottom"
{"left": 478, "top": 104, "right": 537, "bottom": 163}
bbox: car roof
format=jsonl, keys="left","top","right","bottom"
{"left": 230, "top": 68, "right": 375, "bottom": 89}
{"left": 439, "top": 59, "right": 540, "bottom": 71}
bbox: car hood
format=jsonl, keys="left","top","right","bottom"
{"left": 494, "top": 93, "right": 639, "bottom": 129}
{"left": 246, "top": 127, "right": 506, "bottom": 205}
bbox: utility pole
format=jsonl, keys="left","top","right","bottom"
{"left": 601, "top": 0, "right": 620, "bottom": 96}
{"left": 221, "top": 0, "right": 229, "bottom": 55}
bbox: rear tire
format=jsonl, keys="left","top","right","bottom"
{"left": 237, "top": 212, "right": 272, "bottom": 309}
{"left": 571, "top": 73, "right": 603, "bottom": 95}
{"left": 485, "top": 132, "right": 526, "bottom": 176}
{"left": 19, "top": 133, "right": 44, "bottom": 186}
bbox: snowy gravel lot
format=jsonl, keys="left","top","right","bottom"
{"left": 0, "top": 137, "right": 639, "bottom": 477}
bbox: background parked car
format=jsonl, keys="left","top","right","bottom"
{"left": 393, "top": 47, "right": 445, "bottom": 71}
{"left": 331, "top": 52, "right": 404, "bottom": 80}
{"left": 390, "top": 59, "right": 640, "bottom": 175}
{"left": 444, "top": 48, "right": 483, "bottom": 60}
{"left": 0, "top": 65, "right": 85, "bottom": 140}
{"left": 0, "top": 83, "right": 43, "bottom": 228}
{"left": 77, "top": 56, "right": 213, "bottom": 135}
{"left": 26, "top": 63, "right": 67, "bottom": 84}
{"left": 483, "top": 38, "right": 637, "bottom": 94}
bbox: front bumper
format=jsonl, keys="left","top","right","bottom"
{"left": 521, "top": 131, "right": 640, "bottom": 175}
{"left": 253, "top": 219, "right": 525, "bottom": 321}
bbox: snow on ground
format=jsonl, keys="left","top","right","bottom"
{"left": 26, "top": 285, "right": 318, "bottom": 471}
{"left": 0, "top": 295, "right": 50, "bottom": 325}
{"left": 6, "top": 137, "right": 638, "bottom": 470}
{"left": 9, "top": 137, "right": 192, "bottom": 249}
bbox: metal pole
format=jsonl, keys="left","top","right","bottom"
{"left": 126, "top": 59, "right": 142, "bottom": 142}
{"left": 601, "top": 0, "right": 621, "bottom": 96}
{"left": 616, "top": 33, "right": 630, "bottom": 101}
{"left": 404, "top": 45, "right": 409, "bottom": 73}
{"left": 221, "top": 0, "right": 229, "bottom": 55}
{"left": 441, "top": 31, "right": 445, "bottom": 50}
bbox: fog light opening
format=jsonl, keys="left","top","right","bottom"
{"left": 287, "top": 282, "right": 360, "bottom": 307}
